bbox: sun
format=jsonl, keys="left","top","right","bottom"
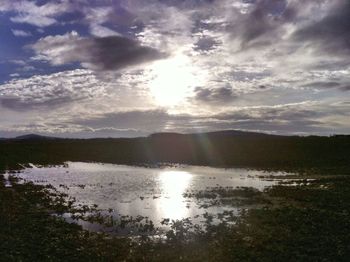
{"left": 148, "top": 55, "right": 199, "bottom": 107}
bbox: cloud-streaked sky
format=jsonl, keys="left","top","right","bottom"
{"left": 0, "top": 0, "right": 349, "bottom": 138}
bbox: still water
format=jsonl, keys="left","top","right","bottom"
{"left": 16, "top": 162, "right": 288, "bottom": 233}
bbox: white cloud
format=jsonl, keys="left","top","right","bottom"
{"left": 89, "top": 24, "right": 121, "bottom": 37}
{"left": 29, "top": 31, "right": 81, "bottom": 65}
{"left": 3, "top": 0, "right": 70, "bottom": 27}
{"left": 11, "top": 29, "right": 32, "bottom": 37}
{"left": 0, "top": 69, "right": 109, "bottom": 110}
{"left": 10, "top": 14, "right": 57, "bottom": 27}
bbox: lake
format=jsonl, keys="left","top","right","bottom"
{"left": 15, "top": 162, "right": 290, "bottom": 235}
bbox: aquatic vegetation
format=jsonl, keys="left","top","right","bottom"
{"left": 184, "top": 186, "right": 271, "bottom": 208}
{"left": 0, "top": 175, "right": 130, "bottom": 260}
{"left": 1, "top": 159, "right": 350, "bottom": 260}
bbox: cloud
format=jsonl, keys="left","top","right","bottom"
{"left": 59, "top": 102, "right": 350, "bottom": 136}
{"left": 89, "top": 24, "right": 120, "bottom": 37}
{"left": 8, "top": 59, "right": 26, "bottom": 65}
{"left": 0, "top": 69, "right": 108, "bottom": 110}
{"left": 11, "top": 29, "right": 32, "bottom": 37}
{"left": 68, "top": 102, "right": 322, "bottom": 134}
{"left": 10, "top": 14, "right": 57, "bottom": 27}
{"left": 2, "top": 0, "right": 71, "bottom": 27}
{"left": 190, "top": 101, "right": 350, "bottom": 135}
{"left": 293, "top": 1, "right": 350, "bottom": 56}
{"left": 85, "top": 36, "right": 167, "bottom": 70}
{"left": 340, "top": 85, "right": 350, "bottom": 92}
{"left": 301, "top": 81, "right": 350, "bottom": 92}
{"left": 82, "top": 6, "right": 123, "bottom": 37}
{"left": 221, "top": 0, "right": 295, "bottom": 49}
{"left": 30, "top": 32, "right": 167, "bottom": 71}
{"left": 241, "top": 0, "right": 289, "bottom": 43}
{"left": 194, "top": 84, "right": 237, "bottom": 104}
{"left": 213, "top": 102, "right": 320, "bottom": 122}
{"left": 2, "top": 100, "right": 350, "bottom": 137}
{"left": 74, "top": 109, "right": 173, "bottom": 131}
{"left": 1, "top": 0, "right": 350, "bottom": 137}
{"left": 193, "top": 36, "right": 220, "bottom": 53}
{"left": 302, "top": 81, "right": 341, "bottom": 89}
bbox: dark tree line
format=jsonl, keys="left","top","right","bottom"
{"left": 1, "top": 131, "right": 349, "bottom": 172}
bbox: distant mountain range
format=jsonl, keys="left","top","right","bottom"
{"left": 10, "top": 134, "right": 61, "bottom": 141}
{"left": 1, "top": 130, "right": 349, "bottom": 172}
{"left": 0, "top": 130, "right": 347, "bottom": 141}
{"left": 2, "top": 130, "right": 293, "bottom": 141}
{"left": 149, "top": 130, "right": 276, "bottom": 139}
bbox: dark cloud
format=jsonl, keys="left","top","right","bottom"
{"left": 231, "top": 69, "right": 271, "bottom": 82}
{"left": 157, "top": 0, "right": 216, "bottom": 9}
{"left": 194, "top": 85, "right": 236, "bottom": 104}
{"left": 74, "top": 109, "right": 170, "bottom": 130}
{"left": 340, "top": 85, "right": 350, "bottom": 92}
{"left": 190, "top": 104, "right": 331, "bottom": 134}
{"left": 193, "top": 36, "right": 220, "bottom": 52}
{"left": 72, "top": 109, "right": 193, "bottom": 133}
{"left": 234, "top": 0, "right": 295, "bottom": 47}
{"left": 301, "top": 81, "right": 350, "bottom": 92}
{"left": 31, "top": 33, "right": 167, "bottom": 71}
{"left": 212, "top": 104, "right": 321, "bottom": 122}
{"left": 293, "top": 1, "right": 350, "bottom": 55}
{"left": 82, "top": 36, "right": 167, "bottom": 70}
{"left": 69, "top": 103, "right": 338, "bottom": 136}
{"left": 309, "top": 60, "right": 350, "bottom": 71}
{"left": 0, "top": 96, "right": 81, "bottom": 111}
{"left": 197, "top": 118, "right": 326, "bottom": 134}
{"left": 302, "top": 81, "right": 341, "bottom": 89}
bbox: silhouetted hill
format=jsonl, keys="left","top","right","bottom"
{"left": 0, "top": 130, "right": 349, "bottom": 173}
{"left": 13, "top": 134, "right": 59, "bottom": 141}
{"left": 150, "top": 130, "right": 275, "bottom": 139}
{"left": 198, "top": 130, "right": 276, "bottom": 137}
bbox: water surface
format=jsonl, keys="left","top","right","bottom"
{"left": 16, "top": 162, "right": 288, "bottom": 234}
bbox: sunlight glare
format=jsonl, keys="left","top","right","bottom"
{"left": 158, "top": 170, "right": 192, "bottom": 220}
{"left": 149, "top": 55, "right": 198, "bottom": 107}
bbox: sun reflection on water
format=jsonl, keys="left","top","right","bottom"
{"left": 158, "top": 170, "right": 192, "bottom": 220}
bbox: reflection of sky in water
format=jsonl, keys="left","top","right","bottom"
{"left": 16, "top": 162, "right": 289, "bottom": 230}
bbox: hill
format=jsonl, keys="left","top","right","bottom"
{"left": 0, "top": 130, "right": 349, "bottom": 172}
{"left": 12, "top": 134, "right": 60, "bottom": 141}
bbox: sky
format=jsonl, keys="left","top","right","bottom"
{"left": 0, "top": 0, "right": 349, "bottom": 138}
